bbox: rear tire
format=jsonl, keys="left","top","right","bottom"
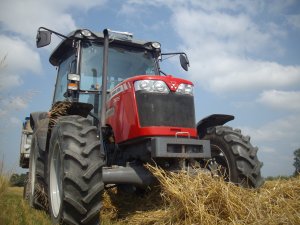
{"left": 202, "top": 126, "right": 264, "bottom": 188}
{"left": 23, "top": 172, "right": 30, "bottom": 201}
{"left": 48, "top": 115, "right": 105, "bottom": 225}
{"left": 28, "top": 135, "right": 48, "bottom": 209}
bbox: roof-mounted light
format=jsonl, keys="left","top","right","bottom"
{"left": 81, "top": 29, "right": 92, "bottom": 37}
{"left": 151, "top": 42, "right": 161, "bottom": 49}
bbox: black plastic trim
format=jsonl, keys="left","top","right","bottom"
{"left": 196, "top": 114, "right": 234, "bottom": 138}
{"left": 151, "top": 137, "right": 211, "bottom": 158}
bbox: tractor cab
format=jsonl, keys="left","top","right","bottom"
{"left": 37, "top": 28, "right": 189, "bottom": 121}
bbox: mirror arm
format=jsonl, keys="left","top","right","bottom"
{"left": 161, "top": 52, "right": 187, "bottom": 57}
{"left": 38, "top": 27, "right": 69, "bottom": 40}
{"left": 160, "top": 70, "right": 167, "bottom": 75}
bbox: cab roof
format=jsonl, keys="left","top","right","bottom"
{"left": 49, "top": 29, "right": 157, "bottom": 66}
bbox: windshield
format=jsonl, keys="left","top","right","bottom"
{"left": 80, "top": 42, "right": 157, "bottom": 91}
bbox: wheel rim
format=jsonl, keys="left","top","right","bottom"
{"left": 209, "top": 144, "right": 231, "bottom": 181}
{"left": 30, "top": 147, "right": 36, "bottom": 197}
{"left": 50, "top": 141, "right": 62, "bottom": 218}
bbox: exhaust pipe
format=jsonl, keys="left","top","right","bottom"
{"left": 102, "top": 166, "right": 156, "bottom": 187}
{"left": 100, "top": 29, "right": 109, "bottom": 128}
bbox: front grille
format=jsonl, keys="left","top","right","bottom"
{"left": 135, "top": 91, "right": 195, "bottom": 128}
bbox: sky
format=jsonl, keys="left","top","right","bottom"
{"left": 0, "top": 0, "right": 300, "bottom": 177}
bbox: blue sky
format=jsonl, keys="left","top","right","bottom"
{"left": 0, "top": 0, "right": 299, "bottom": 177}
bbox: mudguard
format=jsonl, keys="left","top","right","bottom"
{"left": 30, "top": 112, "right": 49, "bottom": 152}
{"left": 30, "top": 112, "right": 49, "bottom": 131}
{"left": 197, "top": 114, "right": 234, "bottom": 138}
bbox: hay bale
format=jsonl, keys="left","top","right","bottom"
{"left": 49, "top": 101, "right": 72, "bottom": 127}
{"left": 146, "top": 165, "right": 300, "bottom": 225}
{"left": 101, "top": 167, "right": 299, "bottom": 224}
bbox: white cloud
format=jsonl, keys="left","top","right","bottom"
{"left": 0, "top": 35, "right": 42, "bottom": 74}
{"left": 241, "top": 115, "right": 300, "bottom": 143}
{"left": 188, "top": 53, "right": 300, "bottom": 93}
{"left": 9, "top": 117, "right": 22, "bottom": 126}
{"left": 0, "top": 1, "right": 73, "bottom": 41}
{"left": 0, "top": 91, "right": 38, "bottom": 120}
{"left": 0, "top": 0, "right": 108, "bottom": 92}
{"left": 0, "top": 0, "right": 107, "bottom": 41}
{"left": 120, "top": 1, "right": 300, "bottom": 96}
{"left": 258, "top": 90, "right": 300, "bottom": 111}
{"left": 260, "top": 146, "right": 276, "bottom": 153}
{"left": 0, "top": 74, "right": 23, "bottom": 91}
{"left": 287, "top": 14, "right": 300, "bottom": 29}
{"left": 169, "top": 7, "right": 300, "bottom": 94}
{"left": 118, "top": 0, "right": 299, "bottom": 95}
{"left": 1, "top": 96, "right": 27, "bottom": 114}
{"left": 266, "top": 0, "right": 296, "bottom": 14}
{"left": 173, "top": 10, "right": 273, "bottom": 53}
{"left": 240, "top": 115, "right": 300, "bottom": 176}
{"left": 0, "top": 35, "right": 42, "bottom": 91}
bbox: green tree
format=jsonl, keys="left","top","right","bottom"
{"left": 293, "top": 148, "right": 300, "bottom": 176}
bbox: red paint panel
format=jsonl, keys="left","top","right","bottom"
{"left": 106, "top": 75, "right": 197, "bottom": 143}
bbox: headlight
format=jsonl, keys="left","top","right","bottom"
{"left": 176, "top": 84, "right": 193, "bottom": 96}
{"left": 134, "top": 80, "right": 169, "bottom": 93}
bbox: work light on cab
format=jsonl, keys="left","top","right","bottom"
{"left": 151, "top": 42, "right": 161, "bottom": 49}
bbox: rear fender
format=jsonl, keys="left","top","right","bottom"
{"left": 30, "top": 112, "right": 48, "bottom": 131}
{"left": 197, "top": 114, "right": 234, "bottom": 138}
{"left": 30, "top": 112, "right": 50, "bottom": 152}
{"left": 29, "top": 103, "right": 94, "bottom": 153}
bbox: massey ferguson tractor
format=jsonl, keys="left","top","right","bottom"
{"left": 19, "top": 27, "right": 264, "bottom": 225}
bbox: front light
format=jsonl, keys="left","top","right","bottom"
{"left": 139, "top": 80, "right": 151, "bottom": 91}
{"left": 68, "top": 73, "right": 80, "bottom": 81}
{"left": 153, "top": 81, "right": 168, "bottom": 92}
{"left": 176, "top": 84, "right": 193, "bottom": 96}
{"left": 134, "top": 80, "right": 169, "bottom": 93}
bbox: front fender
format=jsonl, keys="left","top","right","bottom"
{"left": 197, "top": 114, "right": 234, "bottom": 138}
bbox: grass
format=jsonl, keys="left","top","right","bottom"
{"left": 0, "top": 159, "right": 51, "bottom": 225}
{"left": 0, "top": 187, "right": 51, "bottom": 225}
{"left": 0, "top": 165, "right": 299, "bottom": 225}
{"left": 0, "top": 170, "right": 9, "bottom": 200}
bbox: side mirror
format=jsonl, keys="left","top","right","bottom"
{"left": 36, "top": 30, "right": 51, "bottom": 48}
{"left": 180, "top": 54, "right": 190, "bottom": 71}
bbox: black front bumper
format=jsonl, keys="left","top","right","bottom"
{"left": 151, "top": 137, "right": 211, "bottom": 158}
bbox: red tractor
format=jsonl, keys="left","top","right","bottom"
{"left": 19, "top": 27, "right": 263, "bottom": 225}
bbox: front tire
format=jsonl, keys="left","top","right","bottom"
{"left": 203, "top": 126, "right": 264, "bottom": 188}
{"left": 48, "top": 115, "right": 105, "bottom": 225}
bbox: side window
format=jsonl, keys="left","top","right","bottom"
{"left": 53, "top": 54, "right": 76, "bottom": 103}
